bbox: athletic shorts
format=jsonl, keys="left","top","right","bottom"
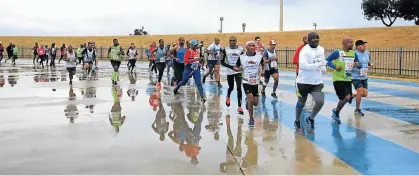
{"left": 352, "top": 79, "right": 368, "bottom": 90}
{"left": 243, "top": 83, "right": 259, "bottom": 97}
{"left": 84, "top": 61, "right": 93, "bottom": 65}
{"left": 264, "top": 69, "right": 279, "bottom": 80}
{"left": 296, "top": 83, "right": 324, "bottom": 98}
{"left": 207, "top": 60, "right": 218, "bottom": 68}
{"left": 333, "top": 81, "right": 352, "bottom": 100}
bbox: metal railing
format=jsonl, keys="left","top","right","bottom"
{"left": 5, "top": 45, "right": 419, "bottom": 77}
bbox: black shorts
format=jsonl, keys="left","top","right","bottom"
{"left": 243, "top": 84, "right": 259, "bottom": 97}
{"left": 296, "top": 83, "right": 324, "bottom": 98}
{"left": 264, "top": 69, "right": 279, "bottom": 80}
{"left": 333, "top": 81, "right": 352, "bottom": 100}
{"left": 207, "top": 60, "right": 218, "bottom": 68}
{"left": 352, "top": 79, "right": 368, "bottom": 90}
{"left": 84, "top": 61, "right": 93, "bottom": 65}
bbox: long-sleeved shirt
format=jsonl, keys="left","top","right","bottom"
{"left": 326, "top": 49, "right": 362, "bottom": 82}
{"left": 293, "top": 44, "right": 305, "bottom": 73}
{"left": 296, "top": 44, "right": 326, "bottom": 85}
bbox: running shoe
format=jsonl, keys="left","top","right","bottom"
{"left": 238, "top": 107, "right": 244, "bottom": 115}
{"left": 248, "top": 118, "right": 255, "bottom": 127}
{"left": 354, "top": 109, "right": 365, "bottom": 116}
{"left": 294, "top": 120, "right": 302, "bottom": 131}
{"left": 226, "top": 97, "right": 231, "bottom": 107}
{"left": 306, "top": 117, "right": 315, "bottom": 132}
{"left": 271, "top": 92, "right": 278, "bottom": 99}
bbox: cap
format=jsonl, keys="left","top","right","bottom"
{"left": 269, "top": 40, "right": 277, "bottom": 45}
{"left": 255, "top": 36, "right": 261, "bottom": 41}
{"left": 190, "top": 40, "right": 199, "bottom": 46}
{"left": 355, "top": 40, "right": 367, "bottom": 46}
{"left": 245, "top": 41, "right": 255, "bottom": 46}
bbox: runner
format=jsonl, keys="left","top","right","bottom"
{"left": 173, "top": 40, "right": 206, "bottom": 103}
{"left": 155, "top": 39, "right": 168, "bottom": 89}
{"left": 76, "top": 44, "right": 85, "bottom": 65}
{"left": 63, "top": 45, "right": 77, "bottom": 85}
{"left": 261, "top": 40, "right": 279, "bottom": 99}
{"left": 239, "top": 41, "right": 264, "bottom": 127}
{"left": 352, "top": 40, "right": 373, "bottom": 116}
{"left": 33, "top": 42, "right": 39, "bottom": 64}
{"left": 0, "top": 41, "right": 3, "bottom": 64}
{"left": 37, "top": 44, "right": 47, "bottom": 68}
{"left": 169, "top": 37, "right": 187, "bottom": 86}
{"left": 6, "top": 43, "right": 13, "bottom": 63}
{"left": 220, "top": 36, "right": 244, "bottom": 114}
{"left": 294, "top": 32, "right": 326, "bottom": 132}
{"left": 11, "top": 44, "right": 18, "bottom": 65}
{"left": 149, "top": 42, "right": 158, "bottom": 74}
{"left": 203, "top": 37, "right": 222, "bottom": 88}
{"left": 49, "top": 43, "right": 58, "bottom": 68}
{"left": 45, "top": 45, "right": 50, "bottom": 66}
{"left": 107, "top": 39, "right": 125, "bottom": 85}
{"left": 58, "top": 43, "right": 66, "bottom": 64}
{"left": 199, "top": 41, "right": 205, "bottom": 71}
{"left": 326, "top": 37, "right": 362, "bottom": 124}
{"left": 126, "top": 43, "right": 138, "bottom": 72}
{"left": 254, "top": 36, "right": 265, "bottom": 85}
{"left": 293, "top": 36, "right": 309, "bottom": 76}
{"left": 82, "top": 42, "right": 96, "bottom": 78}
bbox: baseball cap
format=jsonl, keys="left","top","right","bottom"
{"left": 255, "top": 36, "right": 261, "bottom": 41}
{"left": 355, "top": 40, "right": 367, "bottom": 46}
{"left": 269, "top": 40, "right": 277, "bottom": 45}
{"left": 190, "top": 40, "right": 199, "bottom": 46}
{"left": 245, "top": 41, "right": 255, "bottom": 46}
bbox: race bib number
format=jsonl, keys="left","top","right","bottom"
{"left": 248, "top": 77, "right": 257, "bottom": 85}
{"left": 112, "top": 54, "right": 118, "bottom": 60}
{"left": 191, "top": 63, "right": 199, "bottom": 70}
{"left": 270, "top": 60, "right": 277, "bottom": 68}
{"left": 360, "top": 68, "right": 368, "bottom": 76}
{"left": 160, "top": 57, "right": 165, "bottom": 62}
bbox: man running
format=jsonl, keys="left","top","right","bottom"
{"left": 82, "top": 42, "right": 96, "bottom": 78}
{"left": 107, "top": 39, "right": 125, "bottom": 85}
{"left": 127, "top": 43, "right": 138, "bottom": 72}
{"left": 261, "top": 40, "right": 279, "bottom": 99}
{"left": 169, "top": 37, "right": 187, "bottom": 86}
{"left": 173, "top": 40, "right": 206, "bottom": 103}
{"left": 254, "top": 36, "right": 265, "bottom": 85}
{"left": 199, "top": 41, "right": 205, "bottom": 71}
{"left": 63, "top": 45, "right": 77, "bottom": 85}
{"left": 238, "top": 41, "right": 264, "bottom": 127}
{"left": 33, "top": 42, "right": 39, "bottom": 64}
{"left": 49, "top": 43, "right": 58, "bottom": 68}
{"left": 6, "top": 43, "right": 13, "bottom": 63}
{"left": 155, "top": 39, "right": 169, "bottom": 89}
{"left": 11, "top": 44, "right": 18, "bottom": 65}
{"left": 58, "top": 43, "right": 66, "bottom": 64}
{"left": 76, "top": 44, "right": 85, "bottom": 65}
{"left": 149, "top": 42, "right": 158, "bottom": 74}
{"left": 326, "top": 37, "right": 362, "bottom": 124}
{"left": 203, "top": 38, "right": 222, "bottom": 88}
{"left": 352, "top": 40, "right": 373, "bottom": 116}
{"left": 294, "top": 32, "right": 326, "bottom": 132}
{"left": 293, "top": 36, "right": 309, "bottom": 76}
{"left": 220, "top": 36, "right": 244, "bottom": 114}
{"left": 0, "top": 41, "right": 4, "bottom": 64}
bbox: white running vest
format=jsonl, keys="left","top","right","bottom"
{"left": 84, "top": 49, "right": 94, "bottom": 62}
{"left": 241, "top": 53, "right": 262, "bottom": 85}
{"left": 65, "top": 51, "right": 76, "bottom": 68}
{"left": 128, "top": 48, "right": 137, "bottom": 60}
{"left": 265, "top": 49, "right": 278, "bottom": 70}
{"left": 225, "top": 46, "right": 244, "bottom": 75}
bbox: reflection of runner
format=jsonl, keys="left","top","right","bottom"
{"left": 109, "top": 86, "right": 126, "bottom": 133}
{"left": 0, "top": 75, "right": 5, "bottom": 87}
{"left": 152, "top": 101, "right": 169, "bottom": 141}
{"left": 84, "top": 87, "right": 96, "bottom": 113}
{"left": 220, "top": 115, "right": 243, "bottom": 173}
{"left": 149, "top": 92, "right": 160, "bottom": 111}
{"left": 64, "top": 87, "right": 79, "bottom": 123}
{"left": 127, "top": 72, "right": 138, "bottom": 101}
{"left": 242, "top": 129, "right": 258, "bottom": 171}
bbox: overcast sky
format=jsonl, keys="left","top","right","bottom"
{"left": 0, "top": 0, "right": 414, "bottom": 36}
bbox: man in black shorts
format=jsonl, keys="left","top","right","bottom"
{"left": 261, "top": 40, "right": 279, "bottom": 99}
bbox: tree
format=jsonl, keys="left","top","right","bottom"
{"left": 399, "top": 0, "right": 419, "bottom": 25}
{"left": 133, "top": 26, "right": 149, "bottom": 35}
{"left": 361, "top": 0, "right": 402, "bottom": 27}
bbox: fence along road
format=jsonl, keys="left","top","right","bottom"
{"left": 8, "top": 45, "right": 419, "bottom": 77}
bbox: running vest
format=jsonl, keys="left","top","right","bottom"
{"left": 76, "top": 47, "right": 84, "bottom": 57}
{"left": 207, "top": 43, "right": 221, "bottom": 61}
{"left": 128, "top": 48, "right": 137, "bottom": 59}
{"left": 156, "top": 46, "right": 167, "bottom": 63}
{"left": 176, "top": 46, "right": 186, "bottom": 64}
{"left": 265, "top": 49, "right": 278, "bottom": 70}
{"left": 110, "top": 45, "right": 122, "bottom": 61}
{"left": 241, "top": 53, "right": 262, "bottom": 85}
{"left": 225, "top": 46, "right": 244, "bottom": 75}
{"left": 255, "top": 44, "right": 264, "bottom": 56}
{"left": 186, "top": 49, "right": 200, "bottom": 70}
{"left": 50, "top": 47, "right": 57, "bottom": 55}
{"left": 332, "top": 49, "right": 356, "bottom": 82}
{"left": 84, "top": 48, "right": 95, "bottom": 62}
{"left": 65, "top": 51, "right": 76, "bottom": 68}
{"left": 12, "top": 47, "right": 18, "bottom": 56}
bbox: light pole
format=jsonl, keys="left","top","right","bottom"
{"left": 220, "top": 17, "right": 224, "bottom": 33}
{"left": 280, "top": 0, "right": 283, "bottom": 31}
{"left": 242, "top": 23, "right": 246, "bottom": 32}
{"left": 313, "top": 22, "right": 317, "bottom": 30}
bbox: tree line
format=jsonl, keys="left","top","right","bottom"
{"left": 362, "top": 0, "right": 419, "bottom": 27}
